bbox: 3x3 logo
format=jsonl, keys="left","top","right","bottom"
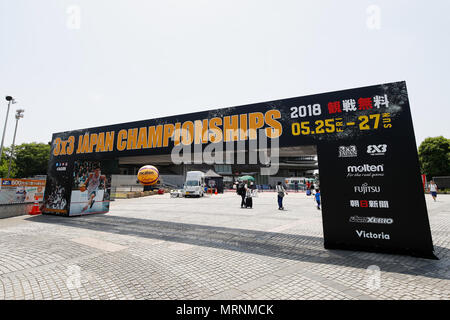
{"left": 338, "top": 144, "right": 388, "bottom": 158}
{"left": 367, "top": 144, "right": 387, "bottom": 156}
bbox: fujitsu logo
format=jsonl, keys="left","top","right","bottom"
{"left": 354, "top": 183, "right": 381, "bottom": 194}
{"left": 347, "top": 164, "right": 384, "bottom": 173}
{"left": 356, "top": 230, "right": 390, "bottom": 240}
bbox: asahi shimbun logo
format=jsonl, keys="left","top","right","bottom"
{"left": 367, "top": 144, "right": 387, "bottom": 156}
{"left": 347, "top": 164, "right": 384, "bottom": 178}
{"left": 339, "top": 145, "right": 357, "bottom": 158}
{"left": 350, "top": 200, "right": 389, "bottom": 208}
{"left": 354, "top": 183, "right": 381, "bottom": 194}
{"left": 350, "top": 216, "right": 394, "bottom": 225}
{"left": 356, "top": 230, "right": 390, "bottom": 240}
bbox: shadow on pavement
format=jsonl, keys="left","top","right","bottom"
{"left": 26, "top": 213, "right": 449, "bottom": 281}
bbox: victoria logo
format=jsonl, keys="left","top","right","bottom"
{"left": 356, "top": 230, "right": 390, "bottom": 240}
{"left": 354, "top": 183, "right": 381, "bottom": 194}
{"left": 367, "top": 144, "right": 387, "bottom": 156}
{"left": 347, "top": 164, "right": 384, "bottom": 178}
{"left": 350, "top": 216, "right": 394, "bottom": 224}
{"left": 339, "top": 145, "right": 357, "bottom": 158}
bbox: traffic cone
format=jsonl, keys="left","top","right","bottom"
{"left": 29, "top": 196, "right": 41, "bottom": 215}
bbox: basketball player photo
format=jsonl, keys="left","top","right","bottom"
{"left": 79, "top": 165, "right": 106, "bottom": 213}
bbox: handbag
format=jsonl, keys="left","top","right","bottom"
{"left": 277, "top": 186, "right": 285, "bottom": 197}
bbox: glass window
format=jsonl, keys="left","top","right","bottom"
{"left": 215, "top": 164, "right": 232, "bottom": 174}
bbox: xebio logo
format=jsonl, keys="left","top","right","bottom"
{"left": 347, "top": 164, "right": 384, "bottom": 178}
{"left": 350, "top": 216, "right": 394, "bottom": 224}
{"left": 367, "top": 144, "right": 387, "bottom": 156}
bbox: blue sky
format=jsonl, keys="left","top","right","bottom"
{"left": 0, "top": 0, "right": 449, "bottom": 146}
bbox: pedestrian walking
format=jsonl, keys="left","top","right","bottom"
{"left": 314, "top": 188, "right": 321, "bottom": 210}
{"left": 245, "top": 186, "right": 253, "bottom": 208}
{"left": 237, "top": 180, "right": 248, "bottom": 208}
{"left": 429, "top": 180, "right": 438, "bottom": 201}
{"left": 276, "top": 181, "right": 287, "bottom": 210}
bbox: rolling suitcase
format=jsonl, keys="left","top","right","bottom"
{"left": 245, "top": 196, "right": 253, "bottom": 208}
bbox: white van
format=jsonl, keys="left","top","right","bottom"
{"left": 183, "top": 171, "right": 205, "bottom": 197}
{"left": 284, "top": 177, "right": 313, "bottom": 190}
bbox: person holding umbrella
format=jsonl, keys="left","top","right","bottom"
{"left": 237, "top": 180, "right": 247, "bottom": 208}
{"left": 237, "top": 176, "right": 254, "bottom": 208}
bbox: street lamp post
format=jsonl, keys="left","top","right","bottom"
{"left": 7, "top": 109, "right": 25, "bottom": 178}
{"left": 1, "top": 96, "right": 16, "bottom": 161}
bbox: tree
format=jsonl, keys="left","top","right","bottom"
{"left": 11, "top": 142, "right": 51, "bottom": 178}
{"left": 418, "top": 136, "right": 450, "bottom": 180}
{"left": 0, "top": 147, "right": 17, "bottom": 178}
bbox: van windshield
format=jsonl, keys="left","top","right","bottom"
{"left": 186, "top": 180, "right": 199, "bottom": 186}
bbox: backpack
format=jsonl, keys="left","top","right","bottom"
{"left": 237, "top": 183, "right": 245, "bottom": 195}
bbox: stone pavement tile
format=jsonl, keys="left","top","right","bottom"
{"left": 71, "top": 237, "right": 127, "bottom": 252}
{"left": 0, "top": 193, "right": 448, "bottom": 300}
{"left": 208, "top": 288, "right": 243, "bottom": 300}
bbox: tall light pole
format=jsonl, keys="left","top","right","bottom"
{"left": 1, "top": 96, "right": 17, "bottom": 161}
{"left": 7, "top": 109, "right": 24, "bottom": 178}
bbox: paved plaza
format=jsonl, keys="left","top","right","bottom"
{"left": 0, "top": 192, "right": 448, "bottom": 300}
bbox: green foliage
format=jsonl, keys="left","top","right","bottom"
{"left": 0, "top": 142, "right": 50, "bottom": 178}
{"left": 0, "top": 147, "right": 17, "bottom": 178}
{"left": 418, "top": 136, "right": 450, "bottom": 180}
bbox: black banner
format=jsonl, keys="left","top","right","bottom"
{"left": 44, "top": 81, "right": 436, "bottom": 259}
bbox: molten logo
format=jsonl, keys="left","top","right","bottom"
{"left": 347, "top": 164, "right": 384, "bottom": 178}
{"left": 137, "top": 165, "right": 159, "bottom": 185}
{"left": 348, "top": 164, "right": 384, "bottom": 173}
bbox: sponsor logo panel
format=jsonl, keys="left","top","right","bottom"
{"left": 367, "top": 144, "right": 387, "bottom": 156}
{"left": 349, "top": 216, "right": 394, "bottom": 224}
{"left": 354, "top": 182, "right": 381, "bottom": 194}
{"left": 356, "top": 230, "right": 390, "bottom": 240}
{"left": 347, "top": 164, "right": 384, "bottom": 178}
{"left": 350, "top": 199, "right": 389, "bottom": 208}
{"left": 339, "top": 145, "right": 357, "bottom": 158}
{"left": 56, "top": 162, "right": 68, "bottom": 171}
